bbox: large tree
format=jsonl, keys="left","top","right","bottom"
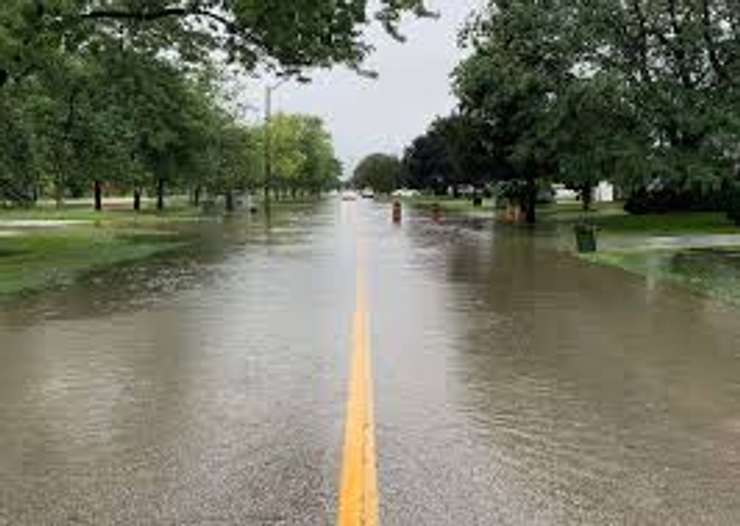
{"left": 264, "top": 113, "right": 340, "bottom": 199}
{"left": 0, "top": 0, "right": 432, "bottom": 89}
{"left": 455, "top": 0, "right": 740, "bottom": 220}
{"left": 402, "top": 114, "right": 497, "bottom": 197}
{"left": 353, "top": 153, "right": 403, "bottom": 194}
{"left": 454, "top": 0, "right": 578, "bottom": 222}
{"left": 585, "top": 0, "right": 740, "bottom": 191}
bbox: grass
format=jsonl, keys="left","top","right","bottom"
{"left": 539, "top": 202, "right": 740, "bottom": 235}
{"left": 0, "top": 202, "right": 203, "bottom": 298}
{"left": 591, "top": 211, "right": 738, "bottom": 235}
{"left": 584, "top": 247, "right": 740, "bottom": 305}
{"left": 0, "top": 203, "right": 204, "bottom": 225}
{"left": 0, "top": 228, "right": 186, "bottom": 297}
{"left": 0, "top": 197, "right": 329, "bottom": 298}
{"left": 409, "top": 196, "right": 740, "bottom": 304}
{"left": 408, "top": 196, "right": 497, "bottom": 217}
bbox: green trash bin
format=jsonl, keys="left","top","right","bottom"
{"left": 574, "top": 223, "right": 597, "bottom": 253}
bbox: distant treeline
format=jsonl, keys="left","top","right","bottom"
{"left": 0, "top": 1, "right": 430, "bottom": 209}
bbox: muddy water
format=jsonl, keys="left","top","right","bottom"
{"left": 1, "top": 200, "right": 740, "bottom": 524}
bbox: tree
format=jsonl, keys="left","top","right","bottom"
{"left": 402, "top": 128, "right": 454, "bottom": 194}
{"left": 453, "top": 1, "right": 577, "bottom": 223}
{"left": 432, "top": 114, "right": 494, "bottom": 196}
{"left": 264, "top": 113, "right": 339, "bottom": 199}
{"left": 584, "top": 0, "right": 740, "bottom": 191}
{"left": 2, "top": 1, "right": 421, "bottom": 210}
{"left": 0, "top": 87, "right": 37, "bottom": 204}
{"left": 554, "top": 75, "right": 648, "bottom": 210}
{"left": 454, "top": 0, "right": 740, "bottom": 220}
{"left": 0, "top": 1, "right": 433, "bottom": 89}
{"left": 298, "top": 117, "right": 340, "bottom": 196}
{"left": 353, "top": 153, "right": 403, "bottom": 194}
{"left": 204, "top": 118, "right": 263, "bottom": 211}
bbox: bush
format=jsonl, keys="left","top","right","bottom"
{"left": 727, "top": 185, "right": 740, "bottom": 225}
{"left": 625, "top": 186, "right": 730, "bottom": 215}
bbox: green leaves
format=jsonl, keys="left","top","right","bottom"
{"left": 453, "top": 0, "right": 740, "bottom": 208}
{"left": 353, "top": 154, "right": 403, "bottom": 194}
{"left": 1, "top": 0, "right": 430, "bottom": 87}
{"left": 265, "top": 114, "right": 340, "bottom": 193}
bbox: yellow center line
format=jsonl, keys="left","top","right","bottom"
{"left": 337, "top": 252, "right": 379, "bottom": 526}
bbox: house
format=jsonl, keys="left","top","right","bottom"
{"left": 553, "top": 181, "right": 615, "bottom": 203}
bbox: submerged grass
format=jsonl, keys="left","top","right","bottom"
{"left": 0, "top": 198, "right": 324, "bottom": 298}
{"left": 0, "top": 227, "right": 186, "bottom": 297}
{"left": 584, "top": 247, "right": 740, "bottom": 305}
{"left": 0, "top": 202, "right": 201, "bottom": 298}
{"left": 409, "top": 196, "right": 497, "bottom": 217}
{"left": 409, "top": 197, "right": 740, "bottom": 304}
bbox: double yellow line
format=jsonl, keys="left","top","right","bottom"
{"left": 337, "top": 260, "right": 379, "bottom": 526}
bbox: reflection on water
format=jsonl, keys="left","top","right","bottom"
{"left": 372, "top": 207, "right": 740, "bottom": 524}
{"left": 0, "top": 201, "right": 350, "bottom": 524}
{"left": 1, "top": 200, "right": 740, "bottom": 524}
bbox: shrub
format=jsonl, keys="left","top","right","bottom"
{"left": 625, "top": 186, "right": 730, "bottom": 215}
{"left": 727, "top": 185, "right": 740, "bottom": 225}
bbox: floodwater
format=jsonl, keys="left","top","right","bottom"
{"left": 1, "top": 200, "right": 740, "bottom": 525}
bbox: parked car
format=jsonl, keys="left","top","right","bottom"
{"left": 392, "top": 189, "right": 421, "bottom": 198}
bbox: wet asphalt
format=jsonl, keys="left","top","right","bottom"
{"left": 2, "top": 199, "right": 740, "bottom": 525}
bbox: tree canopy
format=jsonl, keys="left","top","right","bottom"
{"left": 0, "top": 0, "right": 432, "bottom": 89}
{"left": 352, "top": 153, "right": 403, "bottom": 194}
{"left": 445, "top": 0, "right": 740, "bottom": 220}
{"left": 1, "top": 1, "right": 366, "bottom": 209}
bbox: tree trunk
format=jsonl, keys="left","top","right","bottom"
{"left": 194, "top": 186, "right": 202, "bottom": 207}
{"left": 157, "top": 178, "right": 165, "bottom": 211}
{"left": 225, "top": 190, "right": 235, "bottom": 212}
{"left": 133, "top": 189, "right": 141, "bottom": 211}
{"left": 525, "top": 176, "right": 537, "bottom": 224}
{"left": 581, "top": 184, "right": 593, "bottom": 211}
{"left": 452, "top": 185, "right": 460, "bottom": 199}
{"left": 55, "top": 169, "right": 64, "bottom": 209}
{"left": 94, "top": 180, "right": 103, "bottom": 211}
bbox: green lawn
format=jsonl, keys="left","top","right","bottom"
{"left": 0, "top": 202, "right": 203, "bottom": 298}
{"left": 584, "top": 247, "right": 740, "bottom": 305}
{"left": 0, "top": 198, "right": 327, "bottom": 298}
{"left": 539, "top": 202, "right": 740, "bottom": 235}
{"left": 410, "top": 198, "right": 740, "bottom": 235}
{"left": 0, "top": 228, "right": 186, "bottom": 297}
{"left": 409, "top": 196, "right": 497, "bottom": 217}
{"left": 591, "top": 211, "right": 738, "bottom": 235}
{"left": 0, "top": 203, "right": 203, "bottom": 225}
{"left": 409, "top": 197, "right": 740, "bottom": 305}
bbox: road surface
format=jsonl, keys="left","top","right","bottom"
{"left": 1, "top": 200, "right": 740, "bottom": 524}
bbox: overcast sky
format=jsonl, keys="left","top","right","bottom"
{"left": 249, "top": 0, "right": 483, "bottom": 177}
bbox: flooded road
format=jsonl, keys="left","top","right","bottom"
{"left": 2, "top": 200, "right": 740, "bottom": 524}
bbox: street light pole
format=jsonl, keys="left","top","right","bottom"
{"left": 263, "top": 79, "right": 287, "bottom": 211}
{"left": 264, "top": 85, "right": 273, "bottom": 210}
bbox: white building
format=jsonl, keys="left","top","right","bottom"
{"left": 593, "top": 181, "right": 615, "bottom": 203}
{"left": 553, "top": 181, "right": 615, "bottom": 203}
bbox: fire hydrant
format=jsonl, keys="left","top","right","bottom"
{"left": 432, "top": 203, "right": 442, "bottom": 223}
{"left": 392, "top": 200, "right": 402, "bottom": 224}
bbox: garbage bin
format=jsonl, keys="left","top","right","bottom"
{"left": 574, "top": 223, "right": 597, "bottom": 253}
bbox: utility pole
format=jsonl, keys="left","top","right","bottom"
{"left": 263, "top": 79, "right": 287, "bottom": 211}
{"left": 264, "top": 85, "right": 273, "bottom": 210}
